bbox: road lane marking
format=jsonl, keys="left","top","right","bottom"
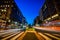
{"left": 17, "top": 32, "right": 27, "bottom": 40}
{"left": 35, "top": 32, "right": 44, "bottom": 40}
{"left": 38, "top": 32, "right": 52, "bottom": 40}
{"left": 10, "top": 32, "right": 24, "bottom": 40}
{"left": 44, "top": 33, "right": 60, "bottom": 40}
{"left": 1, "top": 32, "right": 20, "bottom": 40}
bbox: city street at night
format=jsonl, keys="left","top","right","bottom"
{"left": 0, "top": 0, "right": 60, "bottom": 40}
{"left": 0, "top": 28, "right": 60, "bottom": 40}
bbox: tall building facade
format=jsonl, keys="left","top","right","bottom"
{"left": 39, "top": 0, "right": 60, "bottom": 22}
{"left": 34, "top": 16, "right": 40, "bottom": 24}
{"left": 0, "top": 0, "right": 26, "bottom": 29}
{"left": 0, "top": 0, "right": 13, "bottom": 23}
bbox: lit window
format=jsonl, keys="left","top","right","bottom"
{"left": 8, "top": 5, "right": 9, "bottom": 7}
{"left": 1, "top": 9, "right": 4, "bottom": 12}
{"left": 6, "top": 5, "right": 7, "bottom": 7}
{"left": 4, "top": 9, "right": 6, "bottom": 12}
{"left": 45, "top": 5, "right": 47, "bottom": 9}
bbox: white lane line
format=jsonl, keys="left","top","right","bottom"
{"left": 1, "top": 32, "right": 20, "bottom": 40}
{"left": 38, "top": 32, "right": 52, "bottom": 40}
{"left": 10, "top": 32, "right": 24, "bottom": 40}
{"left": 34, "top": 32, "right": 44, "bottom": 40}
{"left": 44, "top": 33, "right": 60, "bottom": 40}
{"left": 18, "top": 31, "right": 28, "bottom": 40}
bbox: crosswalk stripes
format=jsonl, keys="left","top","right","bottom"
{"left": 44, "top": 33, "right": 60, "bottom": 40}
{"left": 1, "top": 32, "right": 20, "bottom": 40}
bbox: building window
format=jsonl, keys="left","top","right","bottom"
{"left": 5, "top": 8, "right": 6, "bottom": 9}
{"left": 11, "top": 5, "right": 13, "bottom": 7}
{"left": 8, "top": 5, "right": 9, "bottom": 7}
{"left": 1, "top": 9, "right": 6, "bottom": 12}
{"left": 3, "top": 5, "right": 5, "bottom": 7}
{"left": 1, "top": 9, "right": 4, "bottom": 12}
{"left": 4, "top": 9, "right": 6, "bottom": 12}
{"left": 45, "top": 5, "right": 47, "bottom": 9}
{"left": 1, "top": 5, "right": 2, "bottom": 7}
{"left": 6, "top": 5, "right": 7, "bottom": 7}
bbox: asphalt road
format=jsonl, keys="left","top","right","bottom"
{"left": 22, "top": 32, "right": 38, "bottom": 40}
{"left": 0, "top": 29, "right": 60, "bottom": 40}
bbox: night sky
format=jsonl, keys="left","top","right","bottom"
{"left": 15, "top": 0, "right": 45, "bottom": 24}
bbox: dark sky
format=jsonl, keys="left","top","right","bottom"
{"left": 15, "top": 0, "right": 45, "bottom": 24}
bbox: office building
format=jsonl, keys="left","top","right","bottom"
{"left": 39, "top": 0, "right": 60, "bottom": 22}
